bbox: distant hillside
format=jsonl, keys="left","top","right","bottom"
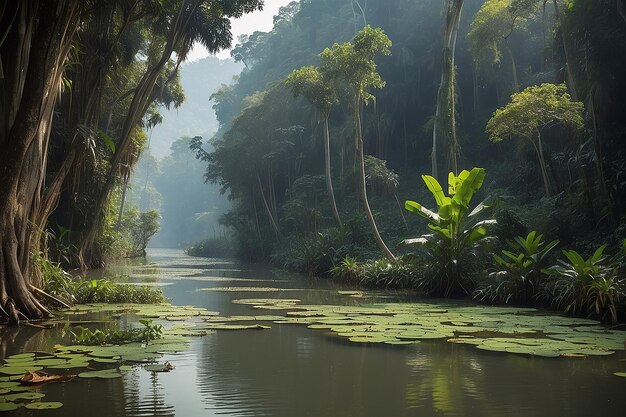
{"left": 149, "top": 56, "right": 244, "bottom": 157}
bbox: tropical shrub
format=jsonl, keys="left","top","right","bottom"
{"left": 330, "top": 256, "right": 363, "bottom": 282}
{"left": 543, "top": 244, "right": 626, "bottom": 323}
{"left": 475, "top": 231, "right": 559, "bottom": 304}
{"left": 404, "top": 168, "right": 496, "bottom": 297}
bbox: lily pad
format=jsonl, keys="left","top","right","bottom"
{"left": 3, "top": 392, "right": 45, "bottom": 401}
{"left": 0, "top": 366, "right": 43, "bottom": 375}
{"left": 0, "top": 402, "right": 19, "bottom": 412}
{"left": 24, "top": 402, "right": 63, "bottom": 410}
{"left": 6, "top": 353, "right": 35, "bottom": 360}
{"left": 79, "top": 370, "right": 122, "bottom": 379}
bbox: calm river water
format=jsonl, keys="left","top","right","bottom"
{"left": 3, "top": 248, "right": 626, "bottom": 416}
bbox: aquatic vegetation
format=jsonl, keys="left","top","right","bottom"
{"left": 233, "top": 297, "right": 626, "bottom": 357}
{"left": 405, "top": 168, "right": 496, "bottom": 297}
{"left": 70, "top": 319, "right": 163, "bottom": 345}
{"left": 71, "top": 279, "right": 167, "bottom": 304}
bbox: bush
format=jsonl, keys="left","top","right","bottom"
{"left": 542, "top": 244, "right": 626, "bottom": 323}
{"left": 475, "top": 231, "right": 559, "bottom": 304}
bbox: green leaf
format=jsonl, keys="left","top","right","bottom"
{"left": 405, "top": 200, "right": 440, "bottom": 222}
{"left": 590, "top": 244, "right": 607, "bottom": 263}
{"left": 422, "top": 175, "right": 446, "bottom": 207}
{"left": 100, "top": 132, "right": 116, "bottom": 154}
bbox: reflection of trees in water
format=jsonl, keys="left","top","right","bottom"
{"left": 123, "top": 368, "right": 175, "bottom": 417}
{"left": 194, "top": 327, "right": 416, "bottom": 417}
{"left": 404, "top": 342, "right": 626, "bottom": 417}
{"left": 0, "top": 325, "right": 65, "bottom": 357}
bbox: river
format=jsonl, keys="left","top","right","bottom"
{"left": 2, "top": 248, "right": 626, "bottom": 416}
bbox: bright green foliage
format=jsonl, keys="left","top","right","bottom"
{"left": 320, "top": 25, "right": 391, "bottom": 103}
{"left": 487, "top": 84, "right": 584, "bottom": 143}
{"left": 544, "top": 244, "right": 626, "bottom": 323}
{"left": 404, "top": 168, "right": 496, "bottom": 296}
{"left": 468, "top": 0, "right": 535, "bottom": 68}
{"left": 476, "top": 231, "right": 559, "bottom": 303}
{"left": 486, "top": 83, "right": 584, "bottom": 196}
{"left": 285, "top": 66, "right": 335, "bottom": 116}
{"left": 71, "top": 279, "right": 166, "bottom": 304}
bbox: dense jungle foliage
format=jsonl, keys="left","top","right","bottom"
{"left": 187, "top": 0, "right": 626, "bottom": 321}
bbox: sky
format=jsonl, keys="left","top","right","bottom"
{"left": 187, "top": 0, "right": 294, "bottom": 61}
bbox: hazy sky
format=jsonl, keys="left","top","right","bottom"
{"left": 188, "top": 0, "right": 294, "bottom": 61}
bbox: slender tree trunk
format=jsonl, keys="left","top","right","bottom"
{"left": 552, "top": 0, "right": 579, "bottom": 100}
{"left": 432, "top": 0, "right": 464, "bottom": 179}
{"left": 323, "top": 118, "right": 342, "bottom": 227}
{"left": 0, "top": 0, "right": 79, "bottom": 322}
{"left": 257, "top": 175, "right": 280, "bottom": 239}
{"left": 503, "top": 39, "right": 519, "bottom": 92}
{"left": 531, "top": 134, "right": 551, "bottom": 197}
{"left": 116, "top": 182, "right": 128, "bottom": 230}
{"left": 354, "top": 95, "right": 396, "bottom": 262}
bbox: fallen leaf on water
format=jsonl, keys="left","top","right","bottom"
{"left": 20, "top": 371, "right": 76, "bottom": 385}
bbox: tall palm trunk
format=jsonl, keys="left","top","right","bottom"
{"left": 323, "top": 118, "right": 342, "bottom": 227}
{"left": 354, "top": 95, "right": 396, "bottom": 262}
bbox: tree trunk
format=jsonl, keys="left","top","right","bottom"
{"left": 503, "top": 39, "right": 519, "bottom": 92}
{"left": 432, "top": 0, "right": 464, "bottom": 179}
{"left": 116, "top": 182, "right": 128, "bottom": 230}
{"left": 552, "top": 0, "right": 579, "bottom": 100}
{"left": 531, "top": 134, "right": 551, "bottom": 197}
{"left": 323, "top": 118, "right": 342, "bottom": 227}
{"left": 257, "top": 175, "right": 281, "bottom": 239}
{"left": 354, "top": 95, "right": 396, "bottom": 262}
{"left": 0, "top": 0, "right": 79, "bottom": 323}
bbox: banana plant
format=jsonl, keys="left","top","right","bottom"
{"left": 404, "top": 167, "right": 496, "bottom": 297}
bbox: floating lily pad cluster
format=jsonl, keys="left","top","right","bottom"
{"left": 230, "top": 298, "right": 626, "bottom": 357}
{"left": 0, "top": 302, "right": 258, "bottom": 412}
